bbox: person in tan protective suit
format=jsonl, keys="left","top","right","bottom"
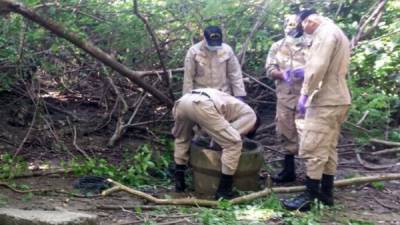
{"left": 265, "top": 14, "right": 310, "bottom": 183}
{"left": 171, "top": 88, "right": 259, "bottom": 199}
{"left": 282, "top": 10, "right": 352, "bottom": 211}
{"left": 183, "top": 26, "right": 246, "bottom": 99}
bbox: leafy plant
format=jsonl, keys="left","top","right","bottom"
{"left": 21, "top": 192, "right": 34, "bottom": 203}
{"left": 283, "top": 211, "right": 321, "bottom": 225}
{"left": 66, "top": 142, "right": 173, "bottom": 187}
{"left": 0, "top": 153, "right": 28, "bottom": 179}
{"left": 198, "top": 207, "right": 241, "bottom": 225}
{"left": 0, "top": 194, "right": 8, "bottom": 207}
{"left": 370, "top": 181, "right": 385, "bottom": 190}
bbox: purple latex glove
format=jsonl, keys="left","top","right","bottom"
{"left": 283, "top": 68, "right": 292, "bottom": 82}
{"left": 235, "top": 96, "right": 245, "bottom": 102}
{"left": 292, "top": 68, "right": 304, "bottom": 79}
{"left": 283, "top": 68, "right": 304, "bottom": 82}
{"left": 297, "top": 94, "right": 308, "bottom": 115}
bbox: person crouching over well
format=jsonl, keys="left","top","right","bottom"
{"left": 171, "top": 88, "right": 259, "bottom": 199}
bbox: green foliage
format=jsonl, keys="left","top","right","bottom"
{"left": 283, "top": 214, "right": 320, "bottom": 225}
{"left": 0, "top": 153, "right": 28, "bottom": 179}
{"left": 258, "top": 193, "right": 283, "bottom": 210}
{"left": 370, "top": 181, "right": 385, "bottom": 190}
{"left": 0, "top": 194, "right": 8, "bottom": 207}
{"left": 66, "top": 142, "right": 172, "bottom": 186}
{"left": 345, "top": 1, "right": 400, "bottom": 143}
{"left": 283, "top": 201, "right": 325, "bottom": 225}
{"left": 21, "top": 192, "right": 34, "bottom": 202}
{"left": 194, "top": 195, "right": 327, "bottom": 225}
{"left": 198, "top": 207, "right": 241, "bottom": 225}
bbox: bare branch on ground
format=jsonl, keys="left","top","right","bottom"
{"left": 370, "top": 138, "right": 400, "bottom": 147}
{"left": 102, "top": 174, "right": 400, "bottom": 207}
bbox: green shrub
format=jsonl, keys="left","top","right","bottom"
{"left": 0, "top": 153, "right": 28, "bottom": 179}
{"left": 67, "top": 142, "right": 172, "bottom": 187}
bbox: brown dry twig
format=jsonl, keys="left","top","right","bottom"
{"left": 0, "top": 181, "right": 98, "bottom": 198}
{"left": 96, "top": 205, "right": 164, "bottom": 210}
{"left": 14, "top": 78, "right": 40, "bottom": 159}
{"left": 243, "top": 72, "right": 276, "bottom": 93}
{"left": 355, "top": 151, "right": 398, "bottom": 170}
{"left": 371, "top": 147, "right": 400, "bottom": 156}
{"left": 370, "top": 138, "right": 400, "bottom": 147}
{"left": 12, "top": 168, "right": 72, "bottom": 179}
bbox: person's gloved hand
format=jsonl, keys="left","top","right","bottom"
{"left": 297, "top": 94, "right": 308, "bottom": 115}
{"left": 235, "top": 96, "right": 245, "bottom": 102}
{"left": 291, "top": 67, "right": 304, "bottom": 79}
{"left": 283, "top": 68, "right": 304, "bottom": 82}
{"left": 283, "top": 68, "right": 292, "bottom": 82}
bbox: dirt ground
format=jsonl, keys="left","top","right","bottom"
{"left": 0, "top": 165, "right": 399, "bottom": 225}
{"left": 1, "top": 139, "right": 400, "bottom": 225}
{"left": 0, "top": 92, "right": 400, "bottom": 225}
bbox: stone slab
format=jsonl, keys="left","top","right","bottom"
{"left": 0, "top": 208, "right": 98, "bottom": 225}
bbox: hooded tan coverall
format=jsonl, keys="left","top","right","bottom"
{"left": 265, "top": 38, "right": 308, "bottom": 154}
{"left": 300, "top": 17, "right": 351, "bottom": 180}
{"left": 183, "top": 40, "right": 246, "bottom": 97}
{"left": 172, "top": 88, "right": 256, "bottom": 175}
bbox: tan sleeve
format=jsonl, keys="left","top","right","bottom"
{"left": 265, "top": 41, "right": 281, "bottom": 79}
{"left": 182, "top": 48, "right": 195, "bottom": 94}
{"left": 226, "top": 49, "right": 246, "bottom": 96}
{"left": 301, "top": 34, "right": 336, "bottom": 96}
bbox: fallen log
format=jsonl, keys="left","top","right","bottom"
{"left": 102, "top": 173, "right": 400, "bottom": 207}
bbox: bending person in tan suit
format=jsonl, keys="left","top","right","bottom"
{"left": 172, "top": 88, "right": 259, "bottom": 199}
{"left": 283, "top": 10, "right": 352, "bottom": 211}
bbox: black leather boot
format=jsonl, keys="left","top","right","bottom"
{"left": 214, "top": 174, "right": 234, "bottom": 200}
{"left": 271, "top": 155, "right": 296, "bottom": 183}
{"left": 174, "top": 164, "right": 186, "bottom": 192}
{"left": 320, "top": 174, "right": 334, "bottom": 206}
{"left": 283, "top": 177, "right": 320, "bottom": 211}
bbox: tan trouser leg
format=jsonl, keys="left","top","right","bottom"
{"left": 230, "top": 109, "right": 257, "bottom": 135}
{"left": 173, "top": 119, "right": 195, "bottom": 165}
{"left": 172, "top": 99, "right": 195, "bottom": 165}
{"left": 300, "top": 106, "right": 349, "bottom": 179}
{"left": 276, "top": 103, "right": 299, "bottom": 155}
{"left": 323, "top": 106, "right": 349, "bottom": 175}
{"left": 201, "top": 126, "right": 242, "bottom": 175}
{"left": 189, "top": 100, "right": 242, "bottom": 175}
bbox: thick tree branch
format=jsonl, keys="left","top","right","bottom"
{"left": 237, "top": 0, "right": 270, "bottom": 66}
{"left": 351, "top": 0, "right": 388, "bottom": 48}
{"left": 0, "top": 0, "right": 173, "bottom": 107}
{"left": 133, "top": 0, "right": 174, "bottom": 101}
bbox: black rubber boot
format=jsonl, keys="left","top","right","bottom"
{"left": 320, "top": 174, "right": 334, "bottom": 206}
{"left": 271, "top": 155, "right": 296, "bottom": 183}
{"left": 214, "top": 174, "right": 234, "bottom": 200}
{"left": 174, "top": 164, "right": 186, "bottom": 192}
{"left": 282, "top": 177, "right": 320, "bottom": 211}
